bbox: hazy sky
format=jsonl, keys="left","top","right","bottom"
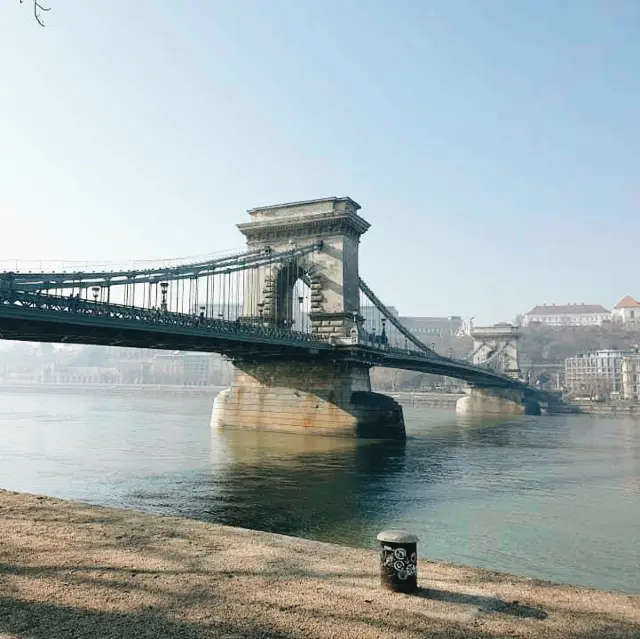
{"left": 1, "top": 1, "right": 638, "bottom": 324}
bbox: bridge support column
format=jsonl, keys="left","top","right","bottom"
{"left": 211, "top": 360, "right": 405, "bottom": 439}
{"left": 455, "top": 388, "right": 541, "bottom": 416}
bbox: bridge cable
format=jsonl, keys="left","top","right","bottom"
{"left": 358, "top": 278, "right": 442, "bottom": 357}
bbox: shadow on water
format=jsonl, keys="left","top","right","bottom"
{"left": 198, "top": 428, "right": 409, "bottom": 545}
{"left": 190, "top": 416, "right": 538, "bottom": 545}
{"left": 419, "top": 413, "right": 539, "bottom": 446}
{"left": 115, "top": 413, "right": 545, "bottom": 545}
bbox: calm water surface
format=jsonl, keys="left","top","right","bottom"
{"left": 0, "top": 387, "right": 638, "bottom": 593}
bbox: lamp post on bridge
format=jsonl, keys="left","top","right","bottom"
{"left": 91, "top": 286, "right": 100, "bottom": 303}
{"left": 257, "top": 301, "right": 264, "bottom": 327}
{"left": 298, "top": 295, "right": 304, "bottom": 332}
{"left": 160, "top": 282, "right": 168, "bottom": 312}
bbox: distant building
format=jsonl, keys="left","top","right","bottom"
{"left": 52, "top": 365, "right": 119, "bottom": 384}
{"left": 564, "top": 349, "right": 627, "bottom": 398}
{"left": 523, "top": 303, "right": 610, "bottom": 328}
{"left": 147, "top": 352, "right": 184, "bottom": 384}
{"left": 612, "top": 296, "right": 640, "bottom": 323}
{"left": 183, "top": 353, "right": 214, "bottom": 386}
{"left": 360, "top": 306, "right": 462, "bottom": 338}
{"left": 398, "top": 316, "right": 464, "bottom": 338}
{"left": 147, "top": 351, "right": 216, "bottom": 386}
{"left": 621, "top": 354, "right": 640, "bottom": 401}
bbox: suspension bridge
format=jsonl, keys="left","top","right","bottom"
{"left": 0, "top": 197, "right": 544, "bottom": 438}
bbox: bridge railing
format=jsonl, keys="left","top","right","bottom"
{"left": 0, "top": 290, "right": 330, "bottom": 346}
{"left": 0, "top": 290, "right": 535, "bottom": 389}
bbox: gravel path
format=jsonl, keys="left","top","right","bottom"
{"left": 0, "top": 489, "right": 638, "bottom": 638}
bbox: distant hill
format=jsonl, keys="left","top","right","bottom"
{"left": 518, "top": 323, "right": 640, "bottom": 367}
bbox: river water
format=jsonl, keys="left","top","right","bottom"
{"left": 0, "top": 387, "right": 638, "bottom": 593}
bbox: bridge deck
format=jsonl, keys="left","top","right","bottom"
{"left": 0, "top": 292, "right": 532, "bottom": 391}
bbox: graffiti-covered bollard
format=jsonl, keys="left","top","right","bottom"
{"left": 377, "top": 529, "right": 418, "bottom": 593}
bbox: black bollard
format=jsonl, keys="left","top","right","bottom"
{"left": 377, "top": 529, "right": 418, "bottom": 593}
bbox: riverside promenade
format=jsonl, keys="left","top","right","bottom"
{"left": 0, "top": 489, "right": 638, "bottom": 639}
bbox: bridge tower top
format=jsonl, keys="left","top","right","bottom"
{"left": 237, "top": 197, "right": 369, "bottom": 341}
{"left": 471, "top": 324, "right": 521, "bottom": 379}
{"left": 238, "top": 197, "right": 369, "bottom": 243}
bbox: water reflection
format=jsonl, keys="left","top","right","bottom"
{"left": 203, "top": 428, "right": 407, "bottom": 545}
{"left": 201, "top": 416, "right": 547, "bottom": 546}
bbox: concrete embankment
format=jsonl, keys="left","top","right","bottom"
{"left": 1, "top": 490, "right": 638, "bottom": 638}
{"left": 571, "top": 402, "right": 640, "bottom": 416}
{"left": 387, "top": 391, "right": 463, "bottom": 409}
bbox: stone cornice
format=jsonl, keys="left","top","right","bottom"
{"left": 248, "top": 196, "right": 361, "bottom": 215}
{"left": 238, "top": 212, "right": 370, "bottom": 243}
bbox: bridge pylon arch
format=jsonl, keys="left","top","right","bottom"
{"left": 237, "top": 197, "right": 368, "bottom": 341}
{"left": 469, "top": 324, "right": 521, "bottom": 379}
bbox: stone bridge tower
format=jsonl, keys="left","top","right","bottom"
{"left": 211, "top": 198, "right": 405, "bottom": 439}
{"left": 237, "top": 197, "right": 367, "bottom": 341}
{"left": 457, "top": 324, "right": 540, "bottom": 415}
{"left": 470, "top": 324, "right": 520, "bottom": 378}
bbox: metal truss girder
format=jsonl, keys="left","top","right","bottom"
{"left": 0, "top": 291, "right": 331, "bottom": 351}
{"left": 0, "top": 291, "right": 537, "bottom": 394}
{"left": 336, "top": 345, "right": 527, "bottom": 390}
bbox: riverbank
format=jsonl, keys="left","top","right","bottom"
{"left": 571, "top": 401, "right": 640, "bottom": 416}
{"left": 0, "top": 490, "right": 637, "bottom": 638}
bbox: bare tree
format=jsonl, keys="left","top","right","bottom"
{"left": 20, "top": 0, "right": 50, "bottom": 27}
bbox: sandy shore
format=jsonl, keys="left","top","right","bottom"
{"left": 0, "top": 489, "right": 638, "bottom": 638}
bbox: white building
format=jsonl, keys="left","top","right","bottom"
{"left": 621, "top": 354, "right": 640, "bottom": 401}
{"left": 612, "top": 296, "right": 640, "bottom": 323}
{"left": 564, "top": 349, "right": 626, "bottom": 398}
{"left": 523, "top": 303, "right": 610, "bottom": 328}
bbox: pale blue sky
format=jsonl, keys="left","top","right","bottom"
{"left": 1, "top": 1, "right": 638, "bottom": 323}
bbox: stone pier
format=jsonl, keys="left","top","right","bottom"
{"left": 456, "top": 387, "right": 541, "bottom": 416}
{"left": 455, "top": 323, "right": 541, "bottom": 416}
{"left": 211, "top": 360, "right": 406, "bottom": 439}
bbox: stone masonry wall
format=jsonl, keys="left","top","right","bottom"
{"left": 212, "top": 360, "right": 405, "bottom": 438}
{"left": 456, "top": 388, "right": 540, "bottom": 415}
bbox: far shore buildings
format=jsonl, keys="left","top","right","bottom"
{"left": 564, "top": 349, "right": 625, "bottom": 398}
{"left": 524, "top": 296, "right": 640, "bottom": 328}
{"left": 612, "top": 296, "right": 640, "bottom": 323}
{"left": 621, "top": 354, "right": 640, "bottom": 401}
{"left": 523, "top": 303, "right": 610, "bottom": 328}
{"left": 564, "top": 348, "right": 640, "bottom": 401}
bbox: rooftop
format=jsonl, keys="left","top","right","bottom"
{"left": 526, "top": 303, "right": 610, "bottom": 316}
{"left": 614, "top": 295, "right": 640, "bottom": 309}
